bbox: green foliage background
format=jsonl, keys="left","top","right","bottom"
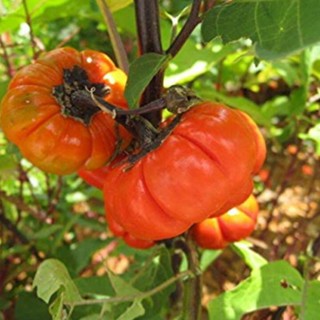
{"left": 0, "top": 0, "right": 320, "bottom": 319}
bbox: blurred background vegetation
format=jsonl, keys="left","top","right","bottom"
{"left": 0, "top": 0, "right": 320, "bottom": 319}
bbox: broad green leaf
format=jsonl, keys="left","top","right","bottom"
{"left": 75, "top": 276, "right": 115, "bottom": 297}
{"left": 202, "top": 0, "right": 320, "bottom": 60}
{"left": 302, "top": 280, "right": 320, "bottom": 320}
{"left": 108, "top": 272, "right": 141, "bottom": 297}
{"left": 132, "top": 246, "right": 175, "bottom": 318}
{"left": 289, "top": 87, "right": 307, "bottom": 115}
{"left": 117, "top": 299, "right": 145, "bottom": 320}
{"left": 33, "top": 259, "right": 82, "bottom": 304}
{"left": 124, "top": 53, "right": 168, "bottom": 108}
{"left": 231, "top": 242, "right": 268, "bottom": 270}
{"left": 208, "top": 261, "right": 303, "bottom": 320}
{"left": 0, "top": 0, "right": 129, "bottom": 33}
{"left": 0, "top": 0, "right": 71, "bottom": 32}
{"left": 200, "top": 249, "right": 222, "bottom": 271}
{"left": 54, "top": 239, "right": 109, "bottom": 277}
{"left": 14, "top": 292, "right": 51, "bottom": 320}
{"left": 106, "top": 0, "right": 133, "bottom": 12}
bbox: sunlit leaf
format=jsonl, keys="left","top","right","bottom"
{"left": 125, "top": 53, "right": 168, "bottom": 108}
{"left": 208, "top": 261, "right": 303, "bottom": 320}
{"left": 231, "top": 242, "right": 268, "bottom": 270}
{"left": 200, "top": 249, "right": 222, "bottom": 271}
{"left": 202, "top": 0, "right": 320, "bottom": 60}
{"left": 117, "top": 299, "right": 145, "bottom": 320}
{"left": 33, "top": 259, "right": 82, "bottom": 304}
{"left": 302, "top": 280, "right": 320, "bottom": 320}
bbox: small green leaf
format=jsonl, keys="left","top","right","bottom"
{"left": 49, "top": 293, "right": 64, "bottom": 320}
{"left": 124, "top": 53, "right": 168, "bottom": 109}
{"left": 106, "top": 0, "right": 133, "bottom": 12}
{"left": 30, "top": 225, "right": 63, "bottom": 240}
{"left": 117, "top": 299, "right": 145, "bottom": 320}
{"left": 202, "top": 0, "right": 320, "bottom": 60}
{"left": 231, "top": 242, "right": 268, "bottom": 270}
{"left": 306, "top": 123, "right": 320, "bottom": 155}
{"left": 200, "top": 249, "right": 222, "bottom": 271}
{"left": 108, "top": 272, "right": 141, "bottom": 297}
{"left": 75, "top": 276, "right": 115, "bottom": 297}
{"left": 208, "top": 261, "right": 303, "bottom": 320}
{"left": 33, "top": 259, "right": 82, "bottom": 304}
{"left": 302, "top": 280, "right": 320, "bottom": 320}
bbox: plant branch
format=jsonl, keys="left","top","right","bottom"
{"left": 22, "top": 0, "right": 38, "bottom": 59}
{"left": 0, "top": 201, "right": 41, "bottom": 260}
{"left": 0, "top": 190, "right": 47, "bottom": 222}
{"left": 134, "top": 0, "right": 164, "bottom": 126}
{"left": 0, "top": 34, "right": 15, "bottom": 78}
{"left": 67, "top": 270, "right": 192, "bottom": 307}
{"left": 184, "top": 234, "right": 202, "bottom": 320}
{"left": 166, "top": 0, "right": 202, "bottom": 58}
{"left": 96, "top": 0, "right": 129, "bottom": 74}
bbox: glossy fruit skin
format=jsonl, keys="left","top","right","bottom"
{"left": 78, "top": 166, "right": 109, "bottom": 189}
{"left": 108, "top": 213, "right": 155, "bottom": 249}
{"left": 191, "top": 194, "right": 259, "bottom": 249}
{"left": 103, "top": 102, "right": 266, "bottom": 241}
{"left": 0, "top": 47, "right": 130, "bottom": 175}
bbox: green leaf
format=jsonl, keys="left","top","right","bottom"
{"left": 200, "top": 249, "right": 222, "bottom": 271}
{"left": 302, "top": 280, "right": 320, "bottom": 320}
{"left": 132, "top": 246, "right": 175, "bottom": 317}
{"left": 108, "top": 272, "right": 141, "bottom": 297}
{"left": 231, "top": 242, "right": 268, "bottom": 270}
{"left": 289, "top": 87, "right": 307, "bottom": 115}
{"left": 124, "top": 53, "right": 168, "bottom": 108}
{"left": 75, "top": 276, "right": 115, "bottom": 297}
{"left": 49, "top": 293, "right": 64, "bottom": 320}
{"left": 117, "top": 299, "right": 145, "bottom": 320}
{"left": 208, "top": 260, "right": 303, "bottom": 320}
{"left": 306, "top": 123, "right": 320, "bottom": 155}
{"left": 106, "top": 0, "right": 133, "bottom": 12}
{"left": 0, "top": 154, "right": 18, "bottom": 178}
{"left": 202, "top": 0, "right": 320, "bottom": 60}
{"left": 30, "top": 224, "right": 63, "bottom": 240}
{"left": 14, "top": 292, "right": 51, "bottom": 320}
{"left": 33, "top": 259, "right": 82, "bottom": 304}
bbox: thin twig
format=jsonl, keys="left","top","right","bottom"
{"left": 22, "top": 0, "right": 38, "bottom": 59}
{"left": 184, "top": 235, "right": 202, "bottom": 320}
{"left": 56, "top": 27, "right": 80, "bottom": 48}
{"left": 96, "top": 0, "right": 129, "bottom": 74}
{"left": 0, "top": 201, "right": 41, "bottom": 260}
{"left": 0, "top": 190, "right": 47, "bottom": 222}
{"left": 47, "top": 176, "right": 63, "bottom": 216}
{"left": 0, "top": 34, "right": 15, "bottom": 77}
{"left": 67, "top": 270, "right": 192, "bottom": 307}
{"left": 166, "top": 0, "right": 202, "bottom": 58}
